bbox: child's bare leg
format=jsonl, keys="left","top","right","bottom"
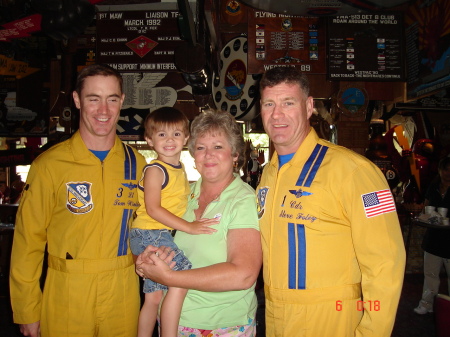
{"left": 160, "top": 287, "right": 188, "bottom": 337}
{"left": 138, "top": 290, "right": 163, "bottom": 337}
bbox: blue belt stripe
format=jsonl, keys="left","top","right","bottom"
{"left": 288, "top": 223, "right": 306, "bottom": 289}
{"left": 296, "top": 144, "right": 321, "bottom": 186}
{"left": 304, "top": 146, "right": 328, "bottom": 187}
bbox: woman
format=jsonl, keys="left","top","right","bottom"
{"left": 414, "top": 156, "right": 450, "bottom": 314}
{"left": 136, "top": 109, "right": 262, "bottom": 336}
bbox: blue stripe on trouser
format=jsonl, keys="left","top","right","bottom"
{"left": 118, "top": 209, "right": 133, "bottom": 256}
{"left": 288, "top": 223, "right": 306, "bottom": 289}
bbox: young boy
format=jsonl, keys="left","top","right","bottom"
{"left": 130, "top": 107, "right": 217, "bottom": 337}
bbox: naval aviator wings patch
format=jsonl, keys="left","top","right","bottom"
{"left": 289, "top": 189, "right": 312, "bottom": 198}
{"left": 66, "top": 182, "right": 93, "bottom": 214}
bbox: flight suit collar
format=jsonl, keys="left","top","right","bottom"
{"left": 269, "top": 127, "right": 319, "bottom": 170}
{"left": 70, "top": 131, "right": 123, "bottom": 161}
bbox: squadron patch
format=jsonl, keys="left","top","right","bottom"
{"left": 257, "top": 187, "right": 269, "bottom": 219}
{"left": 66, "top": 182, "right": 93, "bottom": 214}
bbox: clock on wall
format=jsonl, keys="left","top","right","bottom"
{"left": 337, "top": 86, "right": 369, "bottom": 118}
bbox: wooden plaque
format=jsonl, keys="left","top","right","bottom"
{"left": 247, "top": 8, "right": 327, "bottom": 74}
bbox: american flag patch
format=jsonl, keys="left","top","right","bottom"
{"left": 361, "top": 189, "right": 396, "bottom": 218}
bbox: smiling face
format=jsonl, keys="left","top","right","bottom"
{"left": 73, "top": 75, "right": 124, "bottom": 150}
{"left": 260, "top": 82, "right": 314, "bottom": 155}
{"left": 193, "top": 131, "right": 237, "bottom": 184}
{"left": 146, "top": 123, "right": 189, "bottom": 165}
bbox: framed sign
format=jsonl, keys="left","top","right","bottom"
{"left": 327, "top": 13, "right": 405, "bottom": 81}
{"left": 405, "top": 0, "right": 450, "bottom": 99}
{"left": 247, "top": 9, "right": 326, "bottom": 74}
{"left": 96, "top": 9, "right": 184, "bottom": 72}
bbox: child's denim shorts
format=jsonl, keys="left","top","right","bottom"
{"left": 129, "top": 228, "right": 192, "bottom": 293}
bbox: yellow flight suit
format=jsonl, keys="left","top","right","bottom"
{"left": 10, "top": 131, "right": 146, "bottom": 337}
{"left": 257, "top": 128, "right": 405, "bottom": 337}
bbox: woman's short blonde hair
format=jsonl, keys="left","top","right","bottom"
{"left": 188, "top": 109, "right": 245, "bottom": 172}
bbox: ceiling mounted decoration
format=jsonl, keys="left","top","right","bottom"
{"left": 31, "top": 0, "right": 96, "bottom": 41}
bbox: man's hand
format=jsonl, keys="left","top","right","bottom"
{"left": 19, "top": 321, "right": 40, "bottom": 337}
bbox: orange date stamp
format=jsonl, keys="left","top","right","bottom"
{"left": 335, "top": 300, "right": 380, "bottom": 311}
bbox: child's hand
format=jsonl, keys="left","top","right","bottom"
{"left": 186, "top": 217, "right": 219, "bottom": 235}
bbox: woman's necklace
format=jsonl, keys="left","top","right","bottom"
{"left": 197, "top": 175, "right": 235, "bottom": 217}
{"left": 200, "top": 175, "right": 235, "bottom": 204}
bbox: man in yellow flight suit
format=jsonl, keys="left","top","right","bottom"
{"left": 10, "top": 64, "right": 146, "bottom": 337}
{"left": 257, "top": 67, "right": 406, "bottom": 337}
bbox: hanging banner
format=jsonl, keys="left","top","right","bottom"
{"left": 0, "top": 14, "right": 41, "bottom": 41}
{"left": 0, "top": 55, "right": 39, "bottom": 78}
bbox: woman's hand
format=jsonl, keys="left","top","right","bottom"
{"left": 135, "top": 245, "right": 176, "bottom": 282}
